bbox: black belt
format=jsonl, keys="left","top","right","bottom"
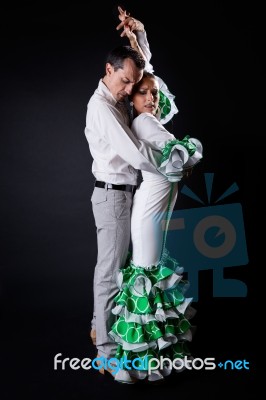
{"left": 95, "top": 181, "right": 136, "bottom": 193}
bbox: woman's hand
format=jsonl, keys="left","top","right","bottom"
{"left": 123, "top": 25, "right": 137, "bottom": 43}
{"left": 116, "top": 6, "right": 147, "bottom": 62}
{"left": 116, "top": 6, "right": 144, "bottom": 37}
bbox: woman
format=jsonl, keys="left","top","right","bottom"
{"left": 108, "top": 12, "right": 203, "bottom": 383}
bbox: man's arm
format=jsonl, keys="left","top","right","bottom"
{"left": 86, "top": 100, "right": 158, "bottom": 173}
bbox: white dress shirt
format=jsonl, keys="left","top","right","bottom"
{"left": 84, "top": 80, "right": 158, "bottom": 185}
{"left": 84, "top": 31, "right": 158, "bottom": 185}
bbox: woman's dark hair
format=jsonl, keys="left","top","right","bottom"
{"left": 106, "top": 45, "right": 145, "bottom": 71}
{"left": 130, "top": 71, "right": 156, "bottom": 97}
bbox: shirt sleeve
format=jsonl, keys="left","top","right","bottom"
{"left": 91, "top": 101, "right": 158, "bottom": 173}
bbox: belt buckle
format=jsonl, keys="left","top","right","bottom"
{"left": 106, "top": 183, "right": 113, "bottom": 190}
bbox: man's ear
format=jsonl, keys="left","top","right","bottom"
{"left": 106, "top": 63, "right": 113, "bottom": 76}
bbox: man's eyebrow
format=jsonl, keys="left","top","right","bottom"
{"left": 122, "top": 76, "right": 135, "bottom": 83}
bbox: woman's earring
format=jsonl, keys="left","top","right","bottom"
{"left": 155, "top": 106, "right": 161, "bottom": 121}
{"left": 129, "top": 101, "right": 134, "bottom": 122}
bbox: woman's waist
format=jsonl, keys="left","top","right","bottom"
{"left": 141, "top": 171, "right": 169, "bottom": 181}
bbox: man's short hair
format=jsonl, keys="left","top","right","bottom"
{"left": 106, "top": 45, "right": 145, "bottom": 71}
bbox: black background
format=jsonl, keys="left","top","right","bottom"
{"left": 1, "top": 1, "right": 262, "bottom": 398}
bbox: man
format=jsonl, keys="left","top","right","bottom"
{"left": 84, "top": 16, "right": 158, "bottom": 367}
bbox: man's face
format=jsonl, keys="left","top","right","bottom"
{"left": 106, "top": 58, "right": 143, "bottom": 102}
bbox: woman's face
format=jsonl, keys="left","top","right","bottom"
{"left": 132, "top": 76, "right": 159, "bottom": 116}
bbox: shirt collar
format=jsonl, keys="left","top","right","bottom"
{"left": 97, "top": 79, "right": 117, "bottom": 106}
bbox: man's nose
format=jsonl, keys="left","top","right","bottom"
{"left": 125, "top": 84, "right": 134, "bottom": 95}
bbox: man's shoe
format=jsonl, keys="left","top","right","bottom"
{"left": 95, "top": 354, "right": 116, "bottom": 377}
{"left": 90, "top": 329, "right": 96, "bottom": 345}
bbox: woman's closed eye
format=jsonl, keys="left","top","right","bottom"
{"left": 138, "top": 89, "right": 158, "bottom": 98}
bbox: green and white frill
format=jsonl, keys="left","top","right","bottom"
{"left": 109, "top": 250, "right": 196, "bottom": 381}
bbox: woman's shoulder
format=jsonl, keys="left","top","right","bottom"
{"left": 133, "top": 112, "right": 156, "bottom": 122}
{"left": 131, "top": 112, "right": 172, "bottom": 142}
{"left": 132, "top": 112, "right": 158, "bottom": 128}
{"left": 131, "top": 113, "right": 160, "bottom": 137}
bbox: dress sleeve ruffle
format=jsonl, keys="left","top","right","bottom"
{"left": 155, "top": 76, "right": 179, "bottom": 125}
{"left": 157, "top": 135, "right": 203, "bottom": 182}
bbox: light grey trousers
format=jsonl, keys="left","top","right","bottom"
{"left": 91, "top": 187, "right": 133, "bottom": 358}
